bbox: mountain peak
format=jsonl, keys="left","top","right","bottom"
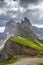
{"left": 6, "top": 20, "right": 16, "bottom": 26}
{"left": 24, "top": 17, "right": 32, "bottom": 26}
{"left": 21, "top": 20, "right": 24, "bottom": 24}
{"left": 21, "top": 17, "right": 32, "bottom": 28}
{"left": 4, "top": 17, "right": 36, "bottom": 39}
{"left": 4, "top": 20, "right": 18, "bottom": 37}
{"left": 24, "top": 17, "right": 29, "bottom": 21}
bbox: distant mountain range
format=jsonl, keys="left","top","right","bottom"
{"left": 0, "top": 33, "right": 6, "bottom": 41}
{"left": 33, "top": 26, "right": 43, "bottom": 37}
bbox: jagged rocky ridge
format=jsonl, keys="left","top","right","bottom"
{"left": 4, "top": 17, "right": 32, "bottom": 37}
{"left": 4, "top": 17, "right": 38, "bottom": 40}
{"left": 0, "top": 17, "right": 40, "bottom": 63}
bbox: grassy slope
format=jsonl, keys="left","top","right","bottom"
{"left": 37, "top": 63, "right": 43, "bottom": 65}
{"left": 0, "top": 56, "right": 20, "bottom": 65}
{"left": 11, "top": 36, "right": 43, "bottom": 54}
{"left": 1, "top": 36, "right": 43, "bottom": 65}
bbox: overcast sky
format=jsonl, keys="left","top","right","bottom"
{"left": 0, "top": 0, "right": 43, "bottom": 27}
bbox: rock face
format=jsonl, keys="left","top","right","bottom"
{"left": 4, "top": 20, "right": 19, "bottom": 37}
{"left": 21, "top": 17, "right": 32, "bottom": 29}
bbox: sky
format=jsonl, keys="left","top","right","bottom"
{"left": 0, "top": 0, "right": 43, "bottom": 32}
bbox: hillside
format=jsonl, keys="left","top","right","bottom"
{"left": 0, "top": 17, "right": 43, "bottom": 64}
{"left": 11, "top": 36, "right": 43, "bottom": 54}
{"left": 0, "top": 36, "right": 43, "bottom": 63}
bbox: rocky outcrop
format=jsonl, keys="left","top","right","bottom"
{"left": 4, "top": 20, "right": 19, "bottom": 37}
{"left": 21, "top": 17, "right": 32, "bottom": 29}
{"left": 4, "top": 17, "right": 32, "bottom": 35}
{"left": 17, "top": 17, "right": 38, "bottom": 40}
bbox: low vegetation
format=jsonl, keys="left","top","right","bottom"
{"left": 1, "top": 36, "right": 43, "bottom": 65}
{"left": 11, "top": 36, "right": 43, "bottom": 54}
{"left": 0, "top": 56, "right": 20, "bottom": 65}
{"left": 37, "top": 63, "right": 43, "bottom": 65}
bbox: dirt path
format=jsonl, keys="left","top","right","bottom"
{"left": 9, "top": 58, "right": 43, "bottom": 65}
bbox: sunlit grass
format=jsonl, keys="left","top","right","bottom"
{"left": 0, "top": 56, "right": 20, "bottom": 65}
{"left": 11, "top": 36, "right": 43, "bottom": 54}
{"left": 37, "top": 63, "right": 43, "bottom": 65}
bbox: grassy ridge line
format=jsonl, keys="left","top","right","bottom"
{"left": 11, "top": 36, "right": 43, "bottom": 54}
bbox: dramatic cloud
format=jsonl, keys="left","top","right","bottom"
{"left": 0, "top": 0, "right": 43, "bottom": 28}
{"left": 19, "top": 0, "right": 39, "bottom": 8}
{"left": 0, "top": 0, "right": 6, "bottom": 8}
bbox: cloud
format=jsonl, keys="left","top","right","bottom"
{"left": 0, "top": 0, "right": 19, "bottom": 23}
{"left": 33, "top": 24, "right": 43, "bottom": 28}
{"left": 0, "top": 0, "right": 43, "bottom": 27}
{"left": 0, "top": 0, "right": 6, "bottom": 8}
{"left": 0, "top": 27, "right": 5, "bottom": 33}
{"left": 19, "top": 0, "right": 39, "bottom": 8}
